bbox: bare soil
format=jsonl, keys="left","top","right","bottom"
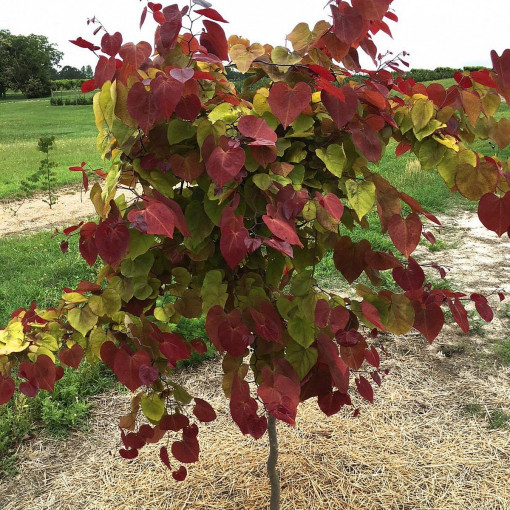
{"left": 0, "top": 196, "right": 509, "bottom": 509}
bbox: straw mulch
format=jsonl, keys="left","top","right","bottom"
{"left": 2, "top": 328, "right": 509, "bottom": 510}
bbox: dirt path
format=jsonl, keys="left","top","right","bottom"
{"left": 1, "top": 206, "right": 509, "bottom": 509}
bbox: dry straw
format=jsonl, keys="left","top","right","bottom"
{"left": 2, "top": 328, "right": 509, "bottom": 510}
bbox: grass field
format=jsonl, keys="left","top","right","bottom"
{"left": 0, "top": 98, "right": 102, "bottom": 199}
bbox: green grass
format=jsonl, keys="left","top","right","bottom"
{"left": 0, "top": 97, "right": 102, "bottom": 199}
{"left": 0, "top": 232, "right": 99, "bottom": 326}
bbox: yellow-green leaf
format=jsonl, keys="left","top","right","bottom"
{"left": 68, "top": 305, "right": 98, "bottom": 337}
{"left": 88, "top": 289, "right": 122, "bottom": 317}
{"left": 0, "top": 322, "right": 28, "bottom": 355}
{"left": 411, "top": 99, "right": 434, "bottom": 132}
{"left": 285, "top": 340, "right": 318, "bottom": 380}
{"left": 315, "top": 143, "right": 346, "bottom": 177}
{"left": 345, "top": 179, "right": 376, "bottom": 220}
{"left": 230, "top": 43, "right": 265, "bottom": 73}
{"left": 384, "top": 294, "right": 414, "bottom": 335}
{"left": 141, "top": 393, "right": 165, "bottom": 422}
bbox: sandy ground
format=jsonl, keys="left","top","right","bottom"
{"left": 0, "top": 195, "right": 509, "bottom": 509}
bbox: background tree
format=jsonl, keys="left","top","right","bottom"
{"left": 0, "top": 30, "right": 62, "bottom": 98}
{"left": 1, "top": 1, "right": 509, "bottom": 508}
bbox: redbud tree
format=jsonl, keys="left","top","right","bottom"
{"left": 1, "top": 0, "right": 509, "bottom": 507}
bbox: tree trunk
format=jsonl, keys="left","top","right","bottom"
{"left": 267, "top": 414, "right": 280, "bottom": 510}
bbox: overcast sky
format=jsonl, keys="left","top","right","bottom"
{"left": 2, "top": 0, "right": 510, "bottom": 71}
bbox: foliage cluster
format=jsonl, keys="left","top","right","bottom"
{"left": 50, "top": 96, "right": 94, "bottom": 106}
{"left": 51, "top": 78, "right": 89, "bottom": 91}
{"left": 0, "top": 30, "right": 62, "bottom": 98}
{"left": 1, "top": 1, "right": 509, "bottom": 502}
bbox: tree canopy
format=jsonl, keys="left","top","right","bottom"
{"left": 0, "top": 30, "right": 62, "bottom": 97}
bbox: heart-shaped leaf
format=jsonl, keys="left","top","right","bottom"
{"left": 268, "top": 82, "right": 312, "bottom": 129}
{"left": 478, "top": 192, "right": 510, "bottom": 237}
{"left": 206, "top": 145, "right": 246, "bottom": 186}
{"left": 387, "top": 213, "right": 422, "bottom": 258}
{"left": 101, "top": 32, "right": 123, "bottom": 56}
{"left": 58, "top": 344, "right": 84, "bottom": 369}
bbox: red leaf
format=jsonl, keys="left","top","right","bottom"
{"left": 94, "top": 56, "right": 116, "bottom": 89}
{"left": 95, "top": 216, "right": 130, "bottom": 266}
{"left": 190, "top": 338, "right": 208, "bottom": 354}
{"left": 60, "top": 240, "right": 69, "bottom": 254}
{"left": 317, "top": 334, "right": 350, "bottom": 393}
{"left": 200, "top": 20, "right": 229, "bottom": 61}
{"left": 119, "top": 41, "right": 152, "bottom": 68}
{"left": 171, "top": 425, "right": 200, "bottom": 463}
{"left": 392, "top": 257, "right": 425, "bottom": 291}
{"left": 157, "top": 19, "right": 182, "bottom": 50}
{"left": 263, "top": 207, "right": 303, "bottom": 247}
{"left": 470, "top": 294, "right": 494, "bottom": 323}
{"left": 101, "top": 32, "right": 123, "bottom": 57}
{"left": 206, "top": 145, "right": 246, "bottom": 187}
{"left": 175, "top": 94, "right": 202, "bottom": 121}
{"left": 412, "top": 302, "right": 444, "bottom": 343}
{"left": 127, "top": 82, "right": 159, "bottom": 133}
{"left": 151, "top": 75, "right": 183, "bottom": 120}
{"left": 331, "top": 4, "right": 364, "bottom": 44}
{"left": 113, "top": 349, "right": 151, "bottom": 392}
{"left": 448, "top": 298, "right": 469, "bottom": 333}
{"left": 250, "top": 301, "right": 284, "bottom": 344}
{"left": 139, "top": 364, "right": 159, "bottom": 386}
{"left": 70, "top": 37, "right": 99, "bottom": 51}
{"left": 172, "top": 465, "right": 187, "bottom": 481}
{"left": 365, "top": 250, "right": 402, "bottom": 270}
{"left": 0, "top": 376, "right": 15, "bottom": 405}
{"left": 352, "top": 0, "right": 392, "bottom": 21}
{"left": 257, "top": 360, "right": 300, "bottom": 426}
{"left": 491, "top": 49, "right": 510, "bottom": 103}
{"left": 477, "top": 192, "right": 510, "bottom": 237}
{"left": 355, "top": 376, "right": 374, "bottom": 403}
{"left": 230, "top": 374, "right": 267, "bottom": 439}
{"left": 250, "top": 146, "right": 277, "bottom": 168}
{"left": 128, "top": 200, "right": 175, "bottom": 238}
{"left": 140, "top": 6, "right": 148, "bottom": 28}
{"left": 317, "top": 390, "right": 351, "bottom": 417}
{"left": 470, "top": 69, "right": 497, "bottom": 89}
{"left": 329, "top": 306, "right": 350, "bottom": 334}
{"left": 195, "top": 8, "right": 228, "bottom": 23}
{"left": 268, "top": 82, "right": 312, "bottom": 129}
{"left": 169, "top": 67, "right": 195, "bottom": 83}
{"left": 238, "top": 116, "right": 277, "bottom": 146}
{"left": 264, "top": 237, "right": 294, "bottom": 258}
{"left": 364, "top": 347, "right": 380, "bottom": 368}
{"left": 317, "top": 192, "right": 344, "bottom": 221}
{"left": 350, "top": 121, "right": 382, "bottom": 162}
{"left": 333, "top": 236, "right": 370, "bottom": 283}
{"left": 169, "top": 152, "right": 204, "bottom": 182}
{"left": 159, "top": 333, "right": 190, "bottom": 368}
{"left": 58, "top": 344, "right": 84, "bottom": 369}
{"left": 315, "top": 299, "right": 330, "bottom": 328}
{"left": 160, "top": 413, "right": 190, "bottom": 431}
{"left": 361, "top": 300, "right": 386, "bottom": 330}
{"left": 219, "top": 207, "right": 249, "bottom": 269}
{"left": 193, "top": 398, "right": 217, "bottom": 422}
{"left": 159, "top": 446, "right": 172, "bottom": 469}
{"left": 388, "top": 213, "right": 422, "bottom": 258}
{"left": 78, "top": 224, "right": 98, "bottom": 268}
{"left": 81, "top": 79, "right": 97, "bottom": 93}
{"left": 395, "top": 141, "right": 411, "bottom": 157}
{"left": 321, "top": 85, "right": 358, "bottom": 129}
{"left": 119, "top": 448, "right": 139, "bottom": 459}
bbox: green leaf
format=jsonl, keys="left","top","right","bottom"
{"left": 89, "top": 327, "right": 107, "bottom": 362}
{"left": 201, "top": 270, "right": 228, "bottom": 313}
{"left": 411, "top": 99, "right": 434, "bottom": 131}
{"left": 288, "top": 314, "right": 315, "bottom": 348}
{"left": 88, "top": 289, "right": 122, "bottom": 317}
{"left": 167, "top": 118, "right": 196, "bottom": 145}
{"left": 315, "top": 144, "right": 346, "bottom": 177}
{"left": 127, "top": 230, "right": 155, "bottom": 260}
{"left": 141, "top": 393, "right": 165, "bottom": 422}
{"left": 285, "top": 340, "right": 318, "bottom": 380}
{"left": 418, "top": 139, "right": 446, "bottom": 170}
{"left": 384, "top": 294, "right": 414, "bottom": 335}
{"left": 68, "top": 305, "right": 98, "bottom": 337}
{"left": 252, "top": 173, "right": 273, "bottom": 190}
{"left": 345, "top": 179, "right": 376, "bottom": 219}
{"left": 290, "top": 269, "right": 315, "bottom": 297}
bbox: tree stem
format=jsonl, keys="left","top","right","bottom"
{"left": 267, "top": 414, "right": 280, "bottom": 510}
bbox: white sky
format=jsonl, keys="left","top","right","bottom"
{"left": 2, "top": 0, "right": 510, "bottom": 71}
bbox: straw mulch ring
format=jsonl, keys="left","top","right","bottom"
{"left": 2, "top": 333, "right": 509, "bottom": 510}
{"left": 2, "top": 211, "right": 510, "bottom": 509}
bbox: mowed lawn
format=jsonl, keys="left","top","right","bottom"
{"left": 0, "top": 98, "right": 102, "bottom": 199}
